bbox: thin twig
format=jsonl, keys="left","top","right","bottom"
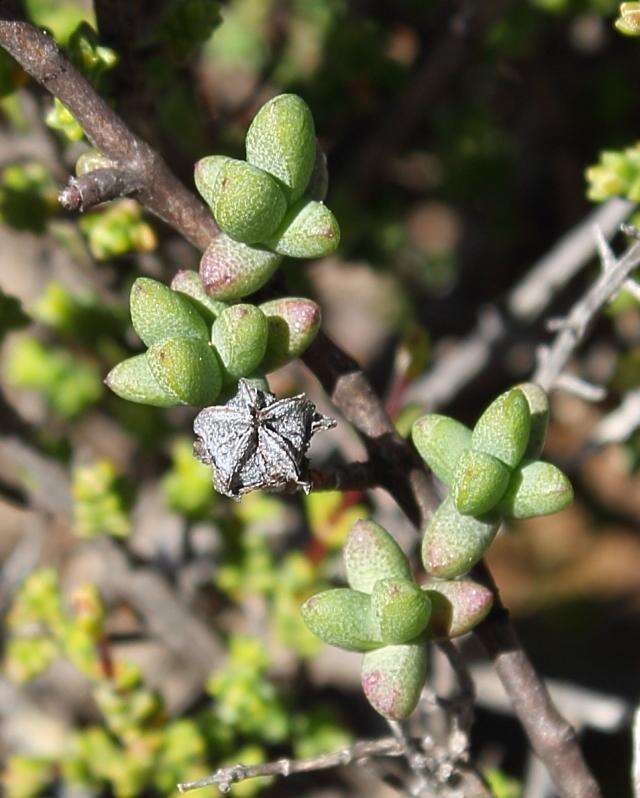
{"left": 308, "top": 461, "right": 377, "bottom": 492}
{"left": 534, "top": 232, "right": 640, "bottom": 393}
{"left": 405, "top": 198, "right": 634, "bottom": 408}
{"left": 590, "top": 389, "right": 640, "bottom": 446}
{"left": 0, "top": 15, "right": 217, "bottom": 249}
{"left": 59, "top": 167, "right": 142, "bottom": 212}
{"left": 176, "top": 737, "right": 404, "bottom": 793}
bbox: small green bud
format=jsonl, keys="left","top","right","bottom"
{"left": 422, "top": 578, "right": 493, "bottom": 639}
{"left": 259, "top": 297, "right": 321, "bottom": 372}
{"left": 371, "top": 578, "right": 431, "bottom": 645}
{"left": 267, "top": 199, "right": 340, "bottom": 258}
{"left": 246, "top": 93, "right": 316, "bottom": 203}
{"left": 76, "top": 149, "right": 114, "bottom": 176}
{"left": 199, "top": 233, "right": 281, "bottom": 301}
{"left": 147, "top": 337, "right": 222, "bottom": 406}
{"left": 616, "top": 2, "right": 640, "bottom": 35}
{"left": 300, "top": 589, "right": 380, "bottom": 652}
{"left": 194, "top": 154, "right": 231, "bottom": 207}
{"left": 361, "top": 640, "right": 427, "bottom": 720}
{"left": 497, "top": 460, "right": 573, "bottom": 519}
{"left": 171, "top": 269, "right": 227, "bottom": 322}
{"left": 452, "top": 449, "right": 511, "bottom": 516}
{"left": 130, "top": 277, "right": 208, "bottom": 347}
{"left": 211, "top": 159, "right": 287, "bottom": 244}
{"left": 472, "top": 388, "right": 531, "bottom": 468}
{"left": 422, "top": 495, "right": 499, "bottom": 579}
{"left": 211, "top": 304, "right": 268, "bottom": 380}
{"left": 344, "top": 519, "right": 411, "bottom": 594}
{"left": 105, "top": 354, "right": 177, "bottom": 407}
{"left": 411, "top": 414, "right": 472, "bottom": 486}
{"left": 516, "top": 382, "right": 549, "bottom": 460}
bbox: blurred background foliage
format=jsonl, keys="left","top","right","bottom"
{"left": 1, "top": 0, "right": 640, "bottom": 796}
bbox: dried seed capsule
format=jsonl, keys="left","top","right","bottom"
{"left": 452, "top": 449, "right": 511, "bottom": 516}
{"left": 258, "top": 297, "right": 321, "bottom": 372}
{"left": 411, "top": 414, "right": 472, "bottom": 486}
{"left": 267, "top": 199, "right": 340, "bottom": 258}
{"left": 497, "top": 460, "right": 573, "bottom": 519}
{"left": 344, "top": 519, "right": 411, "bottom": 594}
{"left": 194, "top": 154, "right": 231, "bottom": 208}
{"left": 471, "top": 387, "right": 531, "bottom": 469}
{"left": 361, "top": 640, "right": 427, "bottom": 720}
{"left": 105, "top": 353, "right": 177, "bottom": 407}
{"left": 300, "top": 589, "right": 380, "bottom": 652}
{"left": 246, "top": 93, "right": 316, "bottom": 203}
{"left": 147, "top": 337, "right": 222, "bottom": 406}
{"left": 130, "top": 277, "right": 208, "bottom": 347}
{"left": 200, "top": 234, "right": 281, "bottom": 301}
{"left": 421, "top": 495, "right": 499, "bottom": 579}
{"left": 371, "top": 578, "right": 431, "bottom": 645}
{"left": 210, "top": 159, "right": 287, "bottom": 244}
{"left": 171, "top": 269, "right": 227, "bottom": 322}
{"left": 516, "top": 382, "right": 549, "bottom": 460}
{"left": 422, "top": 578, "right": 493, "bottom": 639}
{"left": 211, "top": 304, "right": 268, "bottom": 381}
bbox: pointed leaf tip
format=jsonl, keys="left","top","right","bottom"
{"left": 301, "top": 589, "right": 380, "bottom": 652}
{"left": 411, "top": 414, "right": 472, "bottom": 486}
{"left": 361, "top": 641, "right": 427, "bottom": 720}
{"left": 344, "top": 520, "right": 411, "bottom": 594}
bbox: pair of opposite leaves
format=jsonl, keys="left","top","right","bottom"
{"left": 302, "top": 519, "right": 494, "bottom": 720}
{"left": 196, "top": 93, "right": 340, "bottom": 302}
{"left": 106, "top": 273, "right": 320, "bottom": 408}
{"left": 413, "top": 384, "right": 573, "bottom": 579}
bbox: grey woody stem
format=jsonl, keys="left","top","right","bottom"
{"left": 0, "top": 14, "right": 602, "bottom": 798}
{"left": 177, "top": 737, "right": 404, "bottom": 793}
{"left": 59, "top": 168, "right": 143, "bottom": 212}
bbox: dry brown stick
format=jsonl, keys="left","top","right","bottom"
{"left": 177, "top": 737, "right": 405, "bottom": 793}
{"left": 0, "top": 14, "right": 217, "bottom": 250}
{"left": 308, "top": 460, "right": 378, "bottom": 492}
{"left": 0, "top": 17, "right": 601, "bottom": 798}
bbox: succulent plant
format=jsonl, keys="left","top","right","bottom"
{"left": 301, "top": 519, "right": 492, "bottom": 720}
{"left": 106, "top": 275, "right": 321, "bottom": 408}
{"left": 412, "top": 384, "right": 573, "bottom": 579}
{"left": 193, "top": 94, "right": 340, "bottom": 301}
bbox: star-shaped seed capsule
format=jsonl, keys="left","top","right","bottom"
{"left": 193, "top": 379, "right": 335, "bottom": 499}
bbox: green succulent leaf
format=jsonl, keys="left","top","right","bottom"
{"left": 199, "top": 233, "right": 281, "bottom": 301}
{"left": 258, "top": 297, "right": 321, "bottom": 372}
{"left": 129, "top": 277, "right": 209, "bottom": 347}
{"left": 344, "top": 519, "right": 411, "bottom": 594}
{"left": 361, "top": 641, "right": 427, "bottom": 720}
{"left": 422, "top": 578, "right": 493, "bottom": 639}
{"left": 170, "top": 269, "right": 227, "bottom": 323}
{"left": 147, "top": 337, "right": 222, "bottom": 406}
{"left": 211, "top": 304, "right": 268, "bottom": 381}
{"left": 105, "top": 353, "right": 178, "bottom": 407}
{"left": 422, "top": 495, "right": 499, "bottom": 579}
{"left": 497, "top": 460, "right": 573, "bottom": 519}
{"left": 411, "top": 414, "right": 472, "bottom": 486}
{"left": 371, "top": 579, "right": 431, "bottom": 645}
{"left": 516, "top": 382, "right": 549, "bottom": 461}
{"left": 452, "top": 449, "right": 511, "bottom": 516}
{"left": 472, "top": 387, "right": 531, "bottom": 469}
{"left": 300, "top": 589, "right": 380, "bottom": 652}
{"left": 267, "top": 199, "right": 340, "bottom": 258}
{"left": 210, "top": 159, "right": 287, "bottom": 244}
{"left": 246, "top": 93, "right": 316, "bottom": 203}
